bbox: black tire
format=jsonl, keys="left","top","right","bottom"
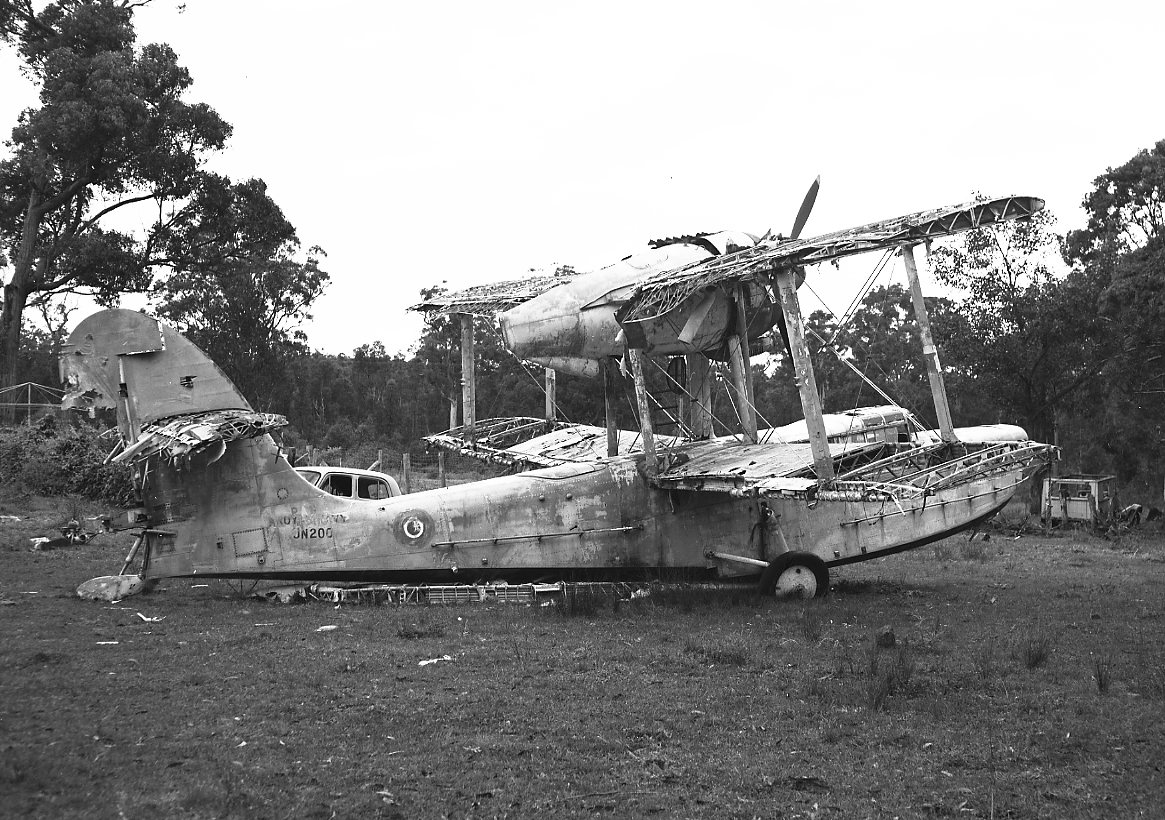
{"left": 758, "top": 552, "right": 829, "bottom": 598}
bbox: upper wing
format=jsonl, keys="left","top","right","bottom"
{"left": 412, "top": 270, "right": 578, "bottom": 317}
{"left": 618, "top": 195, "right": 1044, "bottom": 324}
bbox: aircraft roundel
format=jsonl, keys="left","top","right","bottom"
{"left": 393, "top": 509, "right": 434, "bottom": 546}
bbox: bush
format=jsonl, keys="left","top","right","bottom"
{"left": 0, "top": 417, "right": 135, "bottom": 505}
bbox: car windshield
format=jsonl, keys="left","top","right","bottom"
{"left": 296, "top": 469, "right": 321, "bottom": 484}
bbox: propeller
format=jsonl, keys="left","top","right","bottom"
{"left": 755, "top": 175, "right": 821, "bottom": 246}
{"left": 789, "top": 175, "right": 821, "bottom": 240}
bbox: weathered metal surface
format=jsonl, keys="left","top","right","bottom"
{"left": 76, "top": 575, "right": 147, "bottom": 601}
{"left": 61, "top": 308, "right": 251, "bottom": 423}
{"left": 497, "top": 241, "right": 722, "bottom": 364}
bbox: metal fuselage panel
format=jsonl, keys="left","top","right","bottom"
{"left": 141, "top": 435, "right": 761, "bottom": 580}
{"left": 499, "top": 244, "right": 716, "bottom": 363}
{"left": 139, "top": 434, "right": 1023, "bottom": 582}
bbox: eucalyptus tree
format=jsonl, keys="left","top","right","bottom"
{"left": 0, "top": 0, "right": 233, "bottom": 383}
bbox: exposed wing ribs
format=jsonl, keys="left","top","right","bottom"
{"left": 620, "top": 195, "right": 1044, "bottom": 323}
{"left": 112, "top": 410, "right": 288, "bottom": 469}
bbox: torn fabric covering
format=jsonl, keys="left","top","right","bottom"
{"left": 411, "top": 270, "right": 578, "bottom": 317}
{"left": 112, "top": 409, "right": 288, "bottom": 469}
{"left": 619, "top": 196, "right": 1044, "bottom": 324}
{"left": 423, "top": 417, "right": 686, "bottom": 468}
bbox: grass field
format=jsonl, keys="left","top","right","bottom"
{"left": 2, "top": 498, "right": 1164, "bottom": 819}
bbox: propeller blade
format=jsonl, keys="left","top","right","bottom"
{"left": 789, "top": 175, "right": 821, "bottom": 240}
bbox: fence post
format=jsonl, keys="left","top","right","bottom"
{"left": 438, "top": 450, "right": 447, "bottom": 488}
{"left": 402, "top": 452, "right": 412, "bottom": 494}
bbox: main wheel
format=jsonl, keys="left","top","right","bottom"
{"left": 758, "top": 553, "right": 829, "bottom": 598}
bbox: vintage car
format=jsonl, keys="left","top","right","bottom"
{"left": 294, "top": 466, "right": 402, "bottom": 500}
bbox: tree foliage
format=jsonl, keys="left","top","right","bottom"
{"left": 151, "top": 175, "right": 329, "bottom": 410}
{"left": 0, "top": 0, "right": 230, "bottom": 382}
{"left": 929, "top": 209, "right": 1103, "bottom": 443}
{"left": 1066, "top": 139, "right": 1165, "bottom": 265}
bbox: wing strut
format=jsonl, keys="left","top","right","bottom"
{"left": 901, "top": 245, "right": 957, "bottom": 443}
{"left": 774, "top": 269, "right": 835, "bottom": 482}
{"left": 602, "top": 359, "right": 620, "bottom": 457}
{"left": 627, "top": 349, "right": 658, "bottom": 475}
{"left": 460, "top": 314, "right": 477, "bottom": 442}
{"left": 728, "top": 284, "right": 758, "bottom": 443}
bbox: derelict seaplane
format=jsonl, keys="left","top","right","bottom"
{"left": 67, "top": 186, "right": 1054, "bottom": 601}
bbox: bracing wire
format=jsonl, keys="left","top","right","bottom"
{"left": 643, "top": 354, "right": 750, "bottom": 443}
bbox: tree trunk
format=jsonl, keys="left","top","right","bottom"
{"left": 0, "top": 192, "right": 44, "bottom": 388}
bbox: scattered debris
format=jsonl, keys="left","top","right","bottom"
{"left": 77, "top": 575, "right": 147, "bottom": 602}
{"left": 96, "top": 641, "right": 119, "bottom": 646}
{"left": 254, "top": 581, "right": 564, "bottom": 606}
{"left": 0, "top": 514, "right": 20, "bottom": 522}
{"left": 315, "top": 625, "right": 339, "bottom": 632}
{"left": 256, "top": 585, "right": 309, "bottom": 604}
{"left": 29, "top": 519, "right": 96, "bottom": 550}
{"left": 418, "top": 655, "right": 453, "bottom": 667}
{"left": 135, "top": 612, "right": 165, "bottom": 623}
{"left": 1119, "top": 504, "right": 1144, "bottom": 526}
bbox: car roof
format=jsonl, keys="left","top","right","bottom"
{"left": 296, "top": 466, "right": 395, "bottom": 479}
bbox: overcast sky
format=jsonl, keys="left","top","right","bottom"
{"left": 3, "top": 0, "right": 1163, "bottom": 356}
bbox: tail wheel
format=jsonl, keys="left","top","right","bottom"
{"left": 758, "top": 553, "right": 829, "bottom": 599}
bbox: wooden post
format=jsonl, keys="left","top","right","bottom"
{"left": 727, "top": 286, "right": 757, "bottom": 443}
{"left": 449, "top": 398, "right": 458, "bottom": 431}
{"left": 374, "top": 448, "right": 383, "bottom": 472}
{"left": 544, "top": 367, "right": 556, "bottom": 422}
{"left": 438, "top": 450, "right": 447, "bottom": 488}
{"left": 459, "top": 313, "right": 476, "bottom": 441}
{"left": 686, "top": 354, "right": 714, "bottom": 439}
{"left": 402, "top": 452, "right": 412, "bottom": 494}
{"left": 775, "top": 268, "right": 835, "bottom": 482}
{"left": 901, "top": 245, "right": 956, "bottom": 442}
{"left": 627, "top": 349, "right": 657, "bottom": 476}
{"left": 603, "top": 358, "right": 620, "bottom": 457}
